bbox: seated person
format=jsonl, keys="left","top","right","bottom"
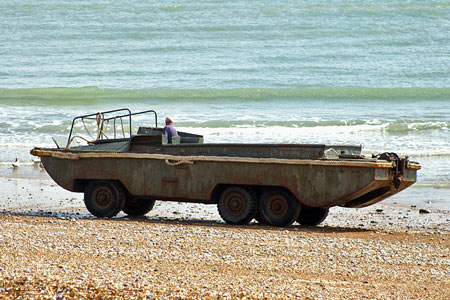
{"left": 163, "top": 116, "right": 178, "bottom": 144}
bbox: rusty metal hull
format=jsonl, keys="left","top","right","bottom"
{"left": 34, "top": 148, "right": 419, "bottom": 209}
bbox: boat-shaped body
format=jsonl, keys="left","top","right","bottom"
{"left": 31, "top": 109, "right": 420, "bottom": 227}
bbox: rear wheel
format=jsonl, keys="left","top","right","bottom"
{"left": 84, "top": 181, "right": 125, "bottom": 218}
{"left": 123, "top": 197, "right": 156, "bottom": 216}
{"left": 296, "top": 206, "right": 329, "bottom": 226}
{"left": 218, "top": 186, "right": 257, "bottom": 225}
{"left": 258, "top": 189, "right": 300, "bottom": 227}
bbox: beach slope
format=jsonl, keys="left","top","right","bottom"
{"left": 1, "top": 214, "right": 449, "bottom": 300}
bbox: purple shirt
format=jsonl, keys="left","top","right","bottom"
{"left": 163, "top": 124, "right": 178, "bottom": 143}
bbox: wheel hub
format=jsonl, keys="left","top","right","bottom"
{"left": 94, "top": 187, "right": 113, "bottom": 207}
{"left": 225, "top": 193, "right": 246, "bottom": 216}
{"left": 268, "top": 196, "right": 288, "bottom": 218}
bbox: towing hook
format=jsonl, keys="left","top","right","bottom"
{"left": 393, "top": 176, "right": 402, "bottom": 190}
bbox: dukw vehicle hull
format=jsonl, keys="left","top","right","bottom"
{"left": 31, "top": 109, "right": 420, "bottom": 227}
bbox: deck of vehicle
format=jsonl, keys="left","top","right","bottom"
{"left": 31, "top": 109, "right": 420, "bottom": 227}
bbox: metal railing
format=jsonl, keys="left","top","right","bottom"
{"left": 66, "top": 108, "right": 158, "bottom": 148}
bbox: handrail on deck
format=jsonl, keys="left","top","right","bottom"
{"left": 66, "top": 108, "right": 158, "bottom": 148}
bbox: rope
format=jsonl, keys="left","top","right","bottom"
{"left": 30, "top": 148, "right": 412, "bottom": 169}
{"left": 120, "top": 117, "right": 125, "bottom": 138}
{"left": 81, "top": 118, "right": 94, "bottom": 139}
{"left": 65, "top": 136, "right": 91, "bottom": 149}
{"left": 165, "top": 159, "right": 194, "bottom": 166}
{"left": 113, "top": 118, "right": 116, "bottom": 139}
{"left": 96, "top": 113, "right": 104, "bottom": 140}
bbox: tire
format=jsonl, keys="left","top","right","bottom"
{"left": 248, "top": 189, "right": 266, "bottom": 225}
{"left": 258, "top": 189, "right": 300, "bottom": 227}
{"left": 123, "top": 197, "right": 156, "bottom": 216}
{"left": 218, "top": 186, "right": 257, "bottom": 225}
{"left": 296, "top": 206, "right": 329, "bottom": 226}
{"left": 84, "top": 181, "right": 125, "bottom": 218}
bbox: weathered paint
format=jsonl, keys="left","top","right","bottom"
{"left": 35, "top": 147, "right": 419, "bottom": 209}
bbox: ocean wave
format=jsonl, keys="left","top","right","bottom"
{"left": 177, "top": 120, "right": 368, "bottom": 128}
{"left": 1, "top": 87, "right": 449, "bottom": 103}
{"left": 1, "top": 118, "right": 447, "bottom": 136}
{"left": 383, "top": 120, "right": 448, "bottom": 132}
{"left": 177, "top": 119, "right": 449, "bottom": 132}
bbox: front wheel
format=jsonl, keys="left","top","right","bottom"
{"left": 84, "top": 181, "right": 125, "bottom": 218}
{"left": 218, "top": 186, "right": 257, "bottom": 225}
{"left": 258, "top": 189, "right": 300, "bottom": 227}
{"left": 296, "top": 206, "right": 329, "bottom": 226}
{"left": 123, "top": 197, "right": 156, "bottom": 216}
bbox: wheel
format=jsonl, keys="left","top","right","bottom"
{"left": 296, "top": 206, "right": 329, "bottom": 226}
{"left": 123, "top": 197, "right": 156, "bottom": 216}
{"left": 258, "top": 189, "right": 300, "bottom": 227}
{"left": 84, "top": 181, "right": 125, "bottom": 218}
{"left": 218, "top": 186, "right": 257, "bottom": 225}
{"left": 248, "top": 189, "right": 266, "bottom": 225}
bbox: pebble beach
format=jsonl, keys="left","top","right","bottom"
{"left": 1, "top": 215, "right": 450, "bottom": 300}
{"left": 1, "top": 167, "right": 450, "bottom": 299}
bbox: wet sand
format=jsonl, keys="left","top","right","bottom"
{"left": 1, "top": 166, "right": 450, "bottom": 299}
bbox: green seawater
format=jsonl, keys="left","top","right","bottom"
{"left": 0, "top": 0, "right": 449, "bottom": 89}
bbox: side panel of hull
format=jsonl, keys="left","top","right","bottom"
{"left": 41, "top": 156, "right": 409, "bottom": 208}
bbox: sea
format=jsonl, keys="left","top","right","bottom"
{"left": 0, "top": 0, "right": 449, "bottom": 210}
